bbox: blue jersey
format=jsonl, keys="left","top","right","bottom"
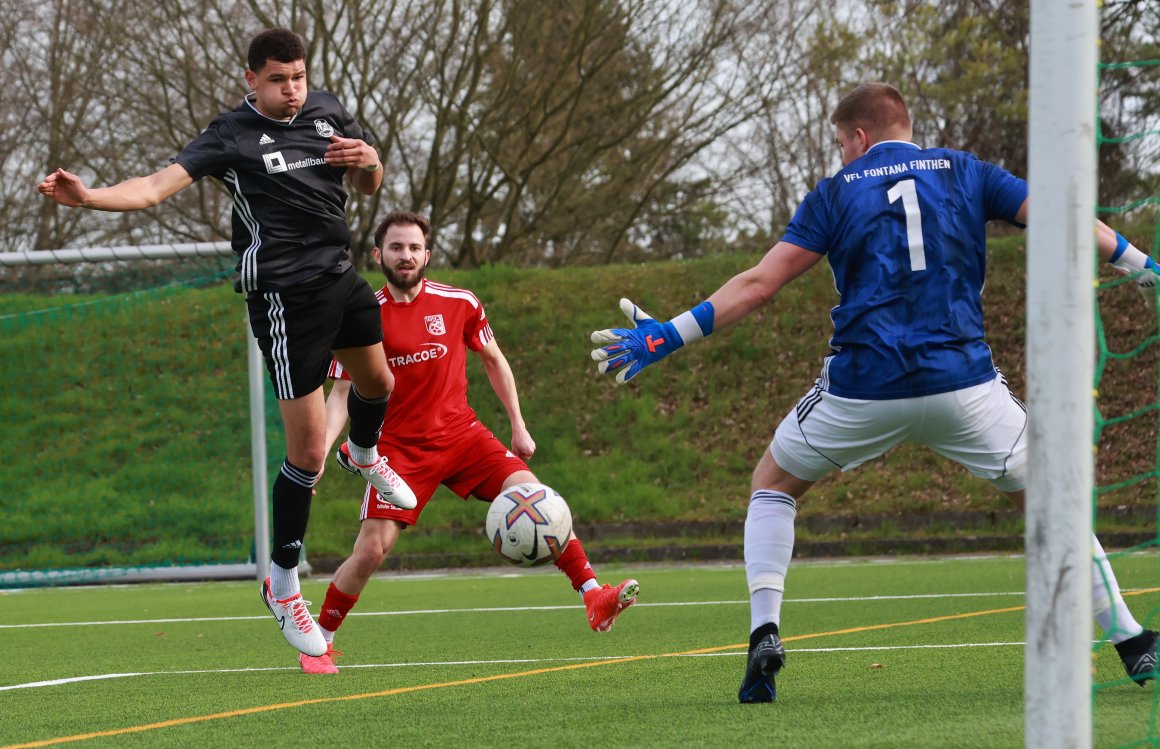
{"left": 782, "top": 141, "right": 1027, "bottom": 399}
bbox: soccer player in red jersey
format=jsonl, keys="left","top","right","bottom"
{"left": 299, "top": 211, "right": 638, "bottom": 674}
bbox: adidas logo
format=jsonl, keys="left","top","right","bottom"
{"left": 259, "top": 133, "right": 275, "bottom": 145}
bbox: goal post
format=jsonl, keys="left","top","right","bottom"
{"left": 0, "top": 241, "right": 271, "bottom": 586}
{"left": 1025, "top": 1, "right": 1098, "bottom": 746}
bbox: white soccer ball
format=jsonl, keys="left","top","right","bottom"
{"left": 486, "top": 482, "right": 573, "bottom": 567}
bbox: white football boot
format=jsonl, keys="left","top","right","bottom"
{"left": 336, "top": 442, "right": 418, "bottom": 510}
{"left": 261, "top": 578, "right": 327, "bottom": 657}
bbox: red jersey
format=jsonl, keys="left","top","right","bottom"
{"left": 330, "top": 279, "right": 494, "bottom": 447}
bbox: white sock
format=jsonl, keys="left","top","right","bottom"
{"left": 269, "top": 562, "right": 300, "bottom": 600}
{"left": 1092, "top": 533, "right": 1144, "bottom": 643}
{"left": 346, "top": 439, "right": 378, "bottom": 467}
{"left": 745, "top": 490, "right": 797, "bottom": 632}
{"left": 320, "top": 626, "right": 336, "bottom": 644}
{"left": 579, "top": 579, "right": 600, "bottom": 597}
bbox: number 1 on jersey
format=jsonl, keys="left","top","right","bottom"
{"left": 886, "top": 178, "right": 927, "bottom": 271}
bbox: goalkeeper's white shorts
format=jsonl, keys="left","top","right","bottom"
{"left": 769, "top": 374, "right": 1027, "bottom": 493}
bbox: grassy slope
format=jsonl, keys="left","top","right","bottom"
{"left": 311, "top": 234, "right": 1160, "bottom": 563}
{"left": 3, "top": 237, "right": 1158, "bottom": 570}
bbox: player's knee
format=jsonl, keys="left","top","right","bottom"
{"left": 751, "top": 451, "right": 813, "bottom": 498}
{"left": 293, "top": 446, "right": 328, "bottom": 473}
{"left": 353, "top": 369, "right": 392, "bottom": 400}
{"left": 352, "top": 543, "right": 389, "bottom": 572}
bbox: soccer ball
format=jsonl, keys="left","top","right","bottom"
{"left": 486, "top": 482, "right": 573, "bottom": 567}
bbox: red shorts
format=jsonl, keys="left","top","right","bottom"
{"left": 359, "top": 421, "right": 530, "bottom": 525}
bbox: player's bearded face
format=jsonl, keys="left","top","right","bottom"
{"left": 379, "top": 224, "right": 430, "bottom": 290}
{"left": 381, "top": 249, "right": 429, "bottom": 290}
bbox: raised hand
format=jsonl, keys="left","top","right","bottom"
{"left": 590, "top": 298, "right": 686, "bottom": 384}
{"left": 37, "top": 168, "right": 89, "bottom": 208}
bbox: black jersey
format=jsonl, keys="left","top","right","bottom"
{"left": 175, "top": 91, "right": 374, "bottom": 292}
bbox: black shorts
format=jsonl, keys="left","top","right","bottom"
{"left": 246, "top": 267, "right": 382, "bottom": 399}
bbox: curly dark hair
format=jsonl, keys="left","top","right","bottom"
{"left": 247, "top": 28, "right": 306, "bottom": 74}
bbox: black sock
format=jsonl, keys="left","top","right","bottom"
{"left": 347, "top": 385, "right": 388, "bottom": 449}
{"left": 750, "top": 621, "right": 780, "bottom": 651}
{"left": 270, "top": 459, "right": 317, "bottom": 569}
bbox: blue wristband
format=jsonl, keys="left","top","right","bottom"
{"left": 1109, "top": 231, "right": 1130, "bottom": 264}
{"left": 670, "top": 301, "right": 715, "bottom": 344}
{"left": 690, "top": 301, "right": 715, "bottom": 337}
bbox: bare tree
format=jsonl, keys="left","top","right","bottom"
{"left": 715, "top": 0, "right": 850, "bottom": 242}
{"left": 7, "top": 0, "right": 840, "bottom": 265}
{"left": 1098, "top": 0, "right": 1160, "bottom": 213}
{"left": 385, "top": 0, "right": 791, "bottom": 266}
{"left": 4, "top": 0, "right": 142, "bottom": 251}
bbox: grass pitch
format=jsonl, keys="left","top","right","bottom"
{"left": 3, "top": 554, "right": 1159, "bottom": 748}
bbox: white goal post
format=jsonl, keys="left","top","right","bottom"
{"left": 1025, "top": 1, "right": 1097, "bottom": 747}
{"left": 0, "top": 241, "right": 271, "bottom": 585}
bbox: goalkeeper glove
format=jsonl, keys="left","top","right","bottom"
{"left": 1110, "top": 232, "right": 1160, "bottom": 288}
{"left": 590, "top": 298, "right": 714, "bottom": 384}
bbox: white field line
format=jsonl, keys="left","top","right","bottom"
{"left": 0, "top": 591, "right": 1030, "bottom": 630}
{"left": 0, "top": 642, "right": 1029, "bottom": 692}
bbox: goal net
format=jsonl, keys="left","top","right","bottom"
{"left": 1092, "top": 54, "right": 1160, "bottom": 749}
{"left": 0, "top": 242, "right": 277, "bottom": 587}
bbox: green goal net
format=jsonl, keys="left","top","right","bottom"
{"left": 0, "top": 248, "right": 279, "bottom": 587}
{"left": 1093, "top": 54, "right": 1160, "bottom": 745}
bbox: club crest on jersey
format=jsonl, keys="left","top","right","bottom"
{"left": 424, "top": 314, "right": 446, "bottom": 335}
{"left": 314, "top": 119, "right": 335, "bottom": 138}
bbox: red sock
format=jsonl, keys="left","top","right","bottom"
{"left": 318, "top": 582, "right": 360, "bottom": 633}
{"left": 554, "top": 538, "right": 597, "bottom": 591}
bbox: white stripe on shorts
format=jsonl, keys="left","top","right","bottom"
{"left": 263, "top": 292, "right": 293, "bottom": 399}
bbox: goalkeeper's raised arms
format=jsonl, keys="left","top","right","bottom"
{"left": 590, "top": 298, "right": 715, "bottom": 384}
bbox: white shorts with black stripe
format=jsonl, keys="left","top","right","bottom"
{"left": 770, "top": 374, "right": 1028, "bottom": 493}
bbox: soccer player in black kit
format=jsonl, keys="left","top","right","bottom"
{"left": 37, "top": 28, "right": 415, "bottom": 658}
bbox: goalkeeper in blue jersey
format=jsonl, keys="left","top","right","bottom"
{"left": 590, "top": 82, "right": 1159, "bottom": 703}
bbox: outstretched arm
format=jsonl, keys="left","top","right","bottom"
{"left": 477, "top": 339, "right": 535, "bottom": 461}
{"left": 1015, "top": 198, "right": 1159, "bottom": 285}
{"left": 590, "top": 241, "right": 824, "bottom": 384}
{"left": 36, "top": 163, "right": 193, "bottom": 211}
{"left": 705, "top": 241, "right": 826, "bottom": 329}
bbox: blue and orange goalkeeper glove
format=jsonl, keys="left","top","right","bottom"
{"left": 590, "top": 298, "right": 714, "bottom": 384}
{"left": 1110, "top": 232, "right": 1160, "bottom": 288}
